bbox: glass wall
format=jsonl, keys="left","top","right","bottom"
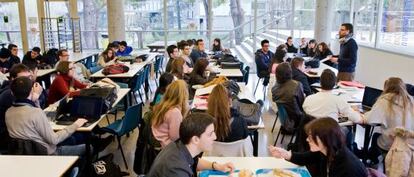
{"left": 353, "top": 0, "right": 378, "bottom": 46}
{"left": 0, "top": 2, "right": 22, "bottom": 48}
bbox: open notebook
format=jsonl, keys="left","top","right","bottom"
{"left": 199, "top": 167, "right": 311, "bottom": 177}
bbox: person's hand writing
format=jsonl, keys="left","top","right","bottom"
{"left": 268, "top": 145, "right": 292, "bottom": 160}
{"left": 73, "top": 118, "right": 88, "bottom": 127}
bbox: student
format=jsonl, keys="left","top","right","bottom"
{"left": 170, "top": 57, "right": 188, "bottom": 80}
{"left": 5, "top": 76, "right": 88, "bottom": 155}
{"left": 269, "top": 118, "right": 367, "bottom": 177}
{"left": 307, "top": 39, "right": 317, "bottom": 57}
{"left": 106, "top": 42, "right": 119, "bottom": 54}
{"left": 56, "top": 49, "right": 90, "bottom": 83}
{"left": 255, "top": 39, "right": 274, "bottom": 86}
{"left": 7, "top": 44, "right": 21, "bottom": 65}
{"left": 329, "top": 23, "right": 358, "bottom": 81}
{"left": 189, "top": 58, "right": 210, "bottom": 86}
{"left": 98, "top": 48, "right": 117, "bottom": 68}
{"left": 147, "top": 113, "right": 234, "bottom": 177}
{"left": 165, "top": 45, "right": 180, "bottom": 73}
{"left": 22, "top": 47, "right": 42, "bottom": 67}
{"left": 24, "top": 62, "right": 48, "bottom": 109}
{"left": 299, "top": 37, "right": 308, "bottom": 55}
{"left": 0, "top": 48, "right": 13, "bottom": 73}
{"left": 302, "top": 69, "right": 363, "bottom": 123}
{"left": 151, "top": 80, "right": 189, "bottom": 147}
{"left": 207, "top": 84, "right": 248, "bottom": 142}
{"left": 189, "top": 39, "right": 208, "bottom": 63}
{"left": 0, "top": 64, "right": 36, "bottom": 151}
{"left": 314, "top": 42, "right": 335, "bottom": 68}
{"left": 271, "top": 63, "right": 305, "bottom": 130}
{"left": 285, "top": 36, "right": 298, "bottom": 53}
{"left": 365, "top": 77, "right": 414, "bottom": 164}
{"left": 271, "top": 44, "right": 287, "bottom": 74}
{"left": 116, "top": 41, "right": 133, "bottom": 56}
{"left": 179, "top": 41, "right": 194, "bottom": 68}
{"left": 47, "top": 61, "right": 87, "bottom": 105}
{"left": 151, "top": 73, "right": 174, "bottom": 106}
{"left": 291, "top": 57, "right": 312, "bottom": 96}
{"left": 211, "top": 38, "right": 224, "bottom": 52}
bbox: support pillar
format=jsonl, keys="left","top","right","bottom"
{"left": 18, "top": 0, "right": 28, "bottom": 52}
{"left": 107, "top": 0, "right": 126, "bottom": 42}
{"left": 314, "top": 0, "right": 335, "bottom": 44}
{"left": 37, "top": 0, "right": 45, "bottom": 51}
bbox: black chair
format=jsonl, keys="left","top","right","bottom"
{"left": 254, "top": 59, "right": 269, "bottom": 95}
{"left": 242, "top": 66, "right": 250, "bottom": 85}
{"left": 8, "top": 138, "right": 48, "bottom": 155}
{"left": 273, "top": 103, "right": 297, "bottom": 147}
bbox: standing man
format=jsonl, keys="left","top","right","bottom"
{"left": 329, "top": 23, "right": 358, "bottom": 81}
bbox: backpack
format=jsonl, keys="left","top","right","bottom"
{"left": 305, "top": 58, "right": 320, "bottom": 68}
{"left": 232, "top": 98, "right": 264, "bottom": 125}
{"left": 223, "top": 80, "right": 241, "bottom": 97}
{"left": 79, "top": 86, "right": 118, "bottom": 113}
{"left": 102, "top": 64, "right": 129, "bottom": 75}
{"left": 217, "top": 54, "right": 238, "bottom": 64}
{"left": 91, "top": 153, "right": 129, "bottom": 177}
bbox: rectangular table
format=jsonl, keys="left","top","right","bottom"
{"left": 312, "top": 83, "right": 364, "bottom": 103}
{"left": 146, "top": 41, "right": 176, "bottom": 52}
{"left": 305, "top": 63, "right": 338, "bottom": 78}
{"left": 0, "top": 155, "right": 78, "bottom": 177}
{"left": 69, "top": 52, "right": 98, "bottom": 63}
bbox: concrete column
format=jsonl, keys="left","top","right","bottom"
{"left": 37, "top": 0, "right": 45, "bottom": 50}
{"left": 18, "top": 0, "right": 29, "bottom": 52}
{"left": 107, "top": 0, "right": 126, "bottom": 42}
{"left": 207, "top": 0, "right": 213, "bottom": 47}
{"left": 314, "top": 0, "right": 335, "bottom": 44}
{"left": 69, "top": 0, "right": 78, "bottom": 18}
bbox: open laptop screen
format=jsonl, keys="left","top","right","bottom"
{"left": 362, "top": 86, "right": 383, "bottom": 108}
{"left": 70, "top": 96, "right": 104, "bottom": 120}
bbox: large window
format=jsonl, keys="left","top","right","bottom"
{"left": 353, "top": 0, "right": 378, "bottom": 46}
{"left": 0, "top": 2, "right": 22, "bottom": 48}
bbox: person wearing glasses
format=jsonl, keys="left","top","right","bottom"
{"left": 255, "top": 39, "right": 274, "bottom": 87}
{"left": 47, "top": 61, "right": 87, "bottom": 105}
{"left": 56, "top": 49, "right": 90, "bottom": 83}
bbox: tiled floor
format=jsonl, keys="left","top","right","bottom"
{"left": 97, "top": 74, "right": 381, "bottom": 176}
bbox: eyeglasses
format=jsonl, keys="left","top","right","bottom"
{"left": 69, "top": 67, "right": 75, "bottom": 70}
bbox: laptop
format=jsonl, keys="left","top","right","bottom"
{"left": 55, "top": 96, "right": 104, "bottom": 127}
{"left": 360, "top": 86, "right": 383, "bottom": 113}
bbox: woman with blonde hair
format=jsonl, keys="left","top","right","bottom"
{"left": 207, "top": 84, "right": 248, "bottom": 142}
{"left": 366, "top": 77, "right": 414, "bottom": 164}
{"left": 151, "top": 80, "right": 189, "bottom": 147}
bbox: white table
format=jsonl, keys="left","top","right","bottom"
{"left": 209, "top": 63, "right": 243, "bottom": 78}
{"left": 201, "top": 157, "right": 309, "bottom": 175}
{"left": 312, "top": 83, "right": 364, "bottom": 103}
{"left": 0, "top": 155, "right": 78, "bottom": 177}
{"left": 69, "top": 52, "right": 97, "bottom": 63}
{"left": 305, "top": 63, "right": 338, "bottom": 78}
{"left": 47, "top": 88, "right": 130, "bottom": 131}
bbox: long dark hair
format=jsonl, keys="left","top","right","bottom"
{"left": 101, "top": 48, "right": 115, "bottom": 62}
{"left": 191, "top": 58, "right": 209, "bottom": 76}
{"left": 305, "top": 118, "right": 345, "bottom": 163}
{"left": 316, "top": 42, "right": 330, "bottom": 56}
{"left": 212, "top": 38, "right": 223, "bottom": 52}
{"left": 270, "top": 44, "right": 287, "bottom": 72}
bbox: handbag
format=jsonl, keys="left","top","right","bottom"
{"left": 232, "top": 99, "right": 263, "bottom": 125}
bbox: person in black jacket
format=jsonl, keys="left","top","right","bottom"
{"left": 269, "top": 118, "right": 367, "bottom": 177}
{"left": 315, "top": 42, "right": 336, "bottom": 68}
{"left": 285, "top": 36, "right": 298, "bottom": 53}
{"left": 255, "top": 39, "right": 274, "bottom": 86}
{"left": 7, "top": 44, "right": 21, "bottom": 65}
{"left": 22, "top": 47, "right": 42, "bottom": 67}
{"left": 306, "top": 39, "right": 317, "bottom": 57}
{"left": 407, "top": 83, "right": 414, "bottom": 96}
{"left": 291, "top": 57, "right": 312, "bottom": 96}
{"left": 0, "top": 48, "right": 13, "bottom": 73}
{"left": 329, "top": 23, "right": 358, "bottom": 81}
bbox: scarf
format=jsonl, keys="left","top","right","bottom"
{"left": 339, "top": 33, "right": 353, "bottom": 44}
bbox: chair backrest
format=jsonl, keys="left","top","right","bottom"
{"left": 154, "top": 55, "right": 163, "bottom": 72}
{"left": 133, "top": 71, "right": 145, "bottom": 91}
{"left": 118, "top": 103, "right": 143, "bottom": 136}
{"left": 204, "top": 138, "right": 253, "bottom": 157}
{"left": 84, "top": 56, "right": 93, "bottom": 69}
{"left": 276, "top": 103, "right": 289, "bottom": 125}
{"left": 8, "top": 138, "right": 48, "bottom": 155}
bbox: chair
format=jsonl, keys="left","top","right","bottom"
{"left": 242, "top": 66, "right": 250, "bottom": 85}
{"left": 102, "top": 103, "right": 143, "bottom": 169}
{"left": 143, "top": 64, "right": 153, "bottom": 97}
{"left": 204, "top": 138, "right": 253, "bottom": 157}
{"left": 273, "top": 103, "right": 296, "bottom": 146}
{"left": 132, "top": 70, "right": 145, "bottom": 104}
{"left": 8, "top": 138, "right": 48, "bottom": 155}
{"left": 84, "top": 56, "right": 93, "bottom": 69}
{"left": 153, "top": 55, "right": 164, "bottom": 81}
{"left": 254, "top": 60, "right": 268, "bottom": 96}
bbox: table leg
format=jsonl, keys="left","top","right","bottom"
{"left": 253, "top": 130, "right": 259, "bottom": 157}
{"left": 362, "top": 125, "right": 372, "bottom": 164}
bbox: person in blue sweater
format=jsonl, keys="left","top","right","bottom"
{"left": 116, "top": 41, "right": 133, "bottom": 56}
{"left": 189, "top": 39, "right": 208, "bottom": 64}
{"left": 329, "top": 23, "right": 358, "bottom": 81}
{"left": 255, "top": 39, "right": 274, "bottom": 86}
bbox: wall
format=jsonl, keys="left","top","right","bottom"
{"left": 355, "top": 46, "right": 414, "bottom": 89}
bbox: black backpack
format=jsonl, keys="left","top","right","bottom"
{"left": 79, "top": 86, "right": 118, "bottom": 113}
{"left": 91, "top": 153, "right": 129, "bottom": 177}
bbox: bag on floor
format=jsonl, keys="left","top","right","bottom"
{"left": 102, "top": 64, "right": 129, "bottom": 75}
{"left": 91, "top": 153, "right": 128, "bottom": 177}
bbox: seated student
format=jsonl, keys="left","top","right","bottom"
{"left": 187, "top": 39, "right": 195, "bottom": 50}
{"left": 314, "top": 42, "right": 336, "bottom": 68}
{"left": 6, "top": 76, "right": 88, "bottom": 155}
{"left": 0, "top": 48, "right": 13, "bottom": 73}
{"left": 165, "top": 45, "right": 180, "bottom": 73}
{"left": 7, "top": 44, "right": 21, "bottom": 65}
{"left": 98, "top": 48, "right": 117, "bottom": 68}
{"left": 207, "top": 84, "right": 248, "bottom": 142}
{"left": 255, "top": 39, "right": 274, "bottom": 86}
{"left": 189, "top": 58, "right": 210, "bottom": 86}
{"left": 285, "top": 36, "right": 298, "bottom": 53}
{"left": 152, "top": 80, "right": 189, "bottom": 147}
{"left": 151, "top": 73, "right": 174, "bottom": 106}
{"left": 211, "top": 38, "right": 224, "bottom": 53}
{"left": 269, "top": 118, "right": 367, "bottom": 177}
{"left": 170, "top": 57, "right": 191, "bottom": 81}
{"left": 107, "top": 42, "right": 119, "bottom": 54}
{"left": 365, "top": 77, "right": 414, "bottom": 165}
{"left": 291, "top": 57, "right": 312, "bottom": 96}
{"left": 0, "top": 64, "right": 36, "bottom": 151}
{"left": 178, "top": 41, "right": 194, "bottom": 68}
{"left": 268, "top": 44, "right": 287, "bottom": 112}
{"left": 299, "top": 37, "right": 308, "bottom": 55}
{"left": 189, "top": 39, "right": 208, "bottom": 64}
{"left": 272, "top": 63, "right": 305, "bottom": 130}
{"left": 147, "top": 113, "right": 234, "bottom": 177}
{"left": 24, "top": 62, "right": 48, "bottom": 109}
{"left": 56, "top": 49, "right": 90, "bottom": 83}
{"left": 48, "top": 61, "right": 88, "bottom": 105}
{"left": 307, "top": 39, "right": 317, "bottom": 57}
{"left": 41, "top": 48, "right": 59, "bottom": 68}
{"left": 116, "top": 41, "right": 133, "bottom": 56}
{"left": 302, "top": 69, "right": 363, "bottom": 123}
{"left": 22, "top": 47, "right": 42, "bottom": 67}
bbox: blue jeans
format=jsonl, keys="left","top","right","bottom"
{"left": 55, "top": 144, "right": 86, "bottom": 156}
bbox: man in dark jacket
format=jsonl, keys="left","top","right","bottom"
{"left": 255, "top": 39, "right": 274, "bottom": 86}
{"left": 7, "top": 44, "right": 21, "bottom": 65}
{"left": 286, "top": 36, "right": 298, "bottom": 53}
{"left": 291, "top": 57, "right": 312, "bottom": 96}
{"left": 165, "top": 45, "right": 179, "bottom": 73}
{"left": 0, "top": 48, "right": 13, "bottom": 73}
{"left": 329, "top": 23, "right": 358, "bottom": 81}
{"left": 189, "top": 39, "right": 208, "bottom": 64}
{"left": 22, "top": 47, "right": 42, "bottom": 67}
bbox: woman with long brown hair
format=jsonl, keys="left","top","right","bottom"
{"left": 366, "top": 77, "right": 414, "bottom": 164}
{"left": 151, "top": 80, "right": 189, "bottom": 147}
{"left": 269, "top": 118, "right": 367, "bottom": 177}
{"left": 207, "top": 84, "right": 248, "bottom": 142}
{"left": 314, "top": 42, "right": 335, "bottom": 68}
{"left": 170, "top": 57, "right": 191, "bottom": 80}
{"left": 97, "top": 48, "right": 116, "bottom": 67}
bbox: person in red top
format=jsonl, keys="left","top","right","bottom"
{"left": 48, "top": 61, "right": 87, "bottom": 105}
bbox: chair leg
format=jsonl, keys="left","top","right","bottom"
{"left": 274, "top": 127, "right": 282, "bottom": 146}
{"left": 132, "top": 92, "right": 138, "bottom": 105}
{"left": 116, "top": 136, "right": 128, "bottom": 169}
{"left": 105, "top": 115, "right": 110, "bottom": 125}
{"left": 271, "top": 114, "right": 278, "bottom": 133}
{"left": 254, "top": 78, "right": 261, "bottom": 94}
{"left": 138, "top": 90, "right": 144, "bottom": 103}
